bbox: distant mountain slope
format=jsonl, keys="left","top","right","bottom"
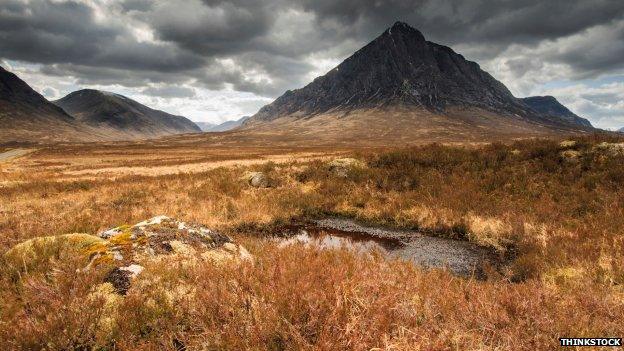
{"left": 521, "top": 96, "right": 592, "bottom": 127}
{"left": 54, "top": 89, "right": 200, "bottom": 139}
{"left": 245, "top": 22, "right": 592, "bottom": 140}
{"left": 0, "top": 66, "right": 98, "bottom": 143}
{"left": 194, "top": 122, "right": 216, "bottom": 132}
{"left": 195, "top": 116, "right": 249, "bottom": 132}
{"left": 618, "top": 127, "right": 624, "bottom": 132}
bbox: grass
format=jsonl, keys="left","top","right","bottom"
{"left": 1, "top": 135, "right": 623, "bottom": 350}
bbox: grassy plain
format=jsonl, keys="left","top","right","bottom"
{"left": 1, "top": 133, "right": 623, "bottom": 350}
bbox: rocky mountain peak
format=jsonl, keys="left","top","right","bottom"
{"left": 249, "top": 21, "right": 529, "bottom": 123}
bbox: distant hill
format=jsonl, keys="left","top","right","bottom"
{"left": 0, "top": 65, "right": 98, "bottom": 143}
{"left": 54, "top": 90, "right": 200, "bottom": 139}
{"left": 618, "top": 127, "right": 624, "bottom": 132}
{"left": 244, "top": 22, "right": 592, "bottom": 142}
{"left": 520, "top": 96, "right": 592, "bottom": 127}
{"left": 195, "top": 116, "right": 249, "bottom": 132}
{"left": 194, "top": 122, "right": 216, "bottom": 132}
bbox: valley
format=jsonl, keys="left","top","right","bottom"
{"left": 1, "top": 135, "right": 623, "bottom": 349}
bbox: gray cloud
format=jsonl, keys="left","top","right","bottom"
{"left": 0, "top": 0, "right": 623, "bottom": 105}
{"left": 141, "top": 85, "right": 196, "bottom": 98}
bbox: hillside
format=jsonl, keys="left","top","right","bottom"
{"left": 0, "top": 66, "right": 98, "bottom": 143}
{"left": 54, "top": 90, "right": 200, "bottom": 139}
{"left": 521, "top": 96, "right": 592, "bottom": 127}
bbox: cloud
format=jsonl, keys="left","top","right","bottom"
{"left": 141, "top": 85, "right": 196, "bottom": 98}
{"left": 1, "top": 0, "right": 623, "bottom": 125}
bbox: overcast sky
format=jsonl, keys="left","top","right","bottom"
{"left": 1, "top": 0, "right": 623, "bottom": 128}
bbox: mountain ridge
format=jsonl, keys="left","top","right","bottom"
{"left": 520, "top": 96, "right": 592, "bottom": 127}
{"left": 198, "top": 116, "right": 250, "bottom": 132}
{"left": 0, "top": 65, "right": 100, "bottom": 143}
{"left": 54, "top": 89, "right": 200, "bottom": 138}
{"left": 245, "top": 21, "right": 592, "bottom": 138}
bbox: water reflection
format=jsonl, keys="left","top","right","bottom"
{"left": 278, "top": 229, "right": 396, "bottom": 254}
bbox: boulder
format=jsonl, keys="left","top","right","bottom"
{"left": 242, "top": 171, "right": 270, "bottom": 188}
{"left": 4, "top": 233, "right": 108, "bottom": 272}
{"left": 4, "top": 216, "right": 252, "bottom": 294}
{"left": 328, "top": 158, "right": 366, "bottom": 177}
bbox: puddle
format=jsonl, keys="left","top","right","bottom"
{"left": 275, "top": 218, "right": 499, "bottom": 278}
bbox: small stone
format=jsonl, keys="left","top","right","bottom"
{"left": 222, "top": 242, "right": 238, "bottom": 253}
{"left": 119, "top": 264, "right": 144, "bottom": 277}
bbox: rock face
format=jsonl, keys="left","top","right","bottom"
{"left": 54, "top": 89, "right": 201, "bottom": 139}
{"left": 521, "top": 96, "right": 592, "bottom": 127}
{"left": 0, "top": 65, "right": 97, "bottom": 142}
{"left": 250, "top": 22, "right": 530, "bottom": 121}
{"left": 5, "top": 216, "right": 252, "bottom": 294}
{"left": 244, "top": 22, "right": 591, "bottom": 138}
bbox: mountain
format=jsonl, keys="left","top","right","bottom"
{"left": 618, "top": 127, "right": 624, "bottom": 133}
{"left": 520, "top": 96, "right": 592, "bottom": 127}
{"left": 54, "top": 89, "right": 200, "bottom": 139}
{"left": 244, "top": 22, "right": 591, "bottom": 142}
{"left": 195, "top": 122, "right": 216, "bottom": 132}
{"left": 0, "top": 65, "right": 98, "bottom": 143}
{"left": 195, "top": 116, "right": 250, "bottom": 132}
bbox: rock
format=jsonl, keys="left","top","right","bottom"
{"left": 96, "top": 216, "right": 251, "bottom": 266}
{"left": 5, "top": 216, "right": 253, "bottom": 294}
{"left": 243, "top": 171, "right": 270, "bottom": 188}
{"left": 4, "top": 233, "right": 108, "bottom": 272}
{"left": 328, "top": 158, "right": 366, "bottom": 177}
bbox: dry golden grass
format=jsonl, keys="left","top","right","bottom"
{"left": 1, "top": 134, "right": 623, "bottom": 350}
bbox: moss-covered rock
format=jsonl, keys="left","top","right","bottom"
{"left": 5, "top": 216, "right": 253, "bottom": 294}
{"left": 4, "top": 233, "right": 108, "bottom": 273}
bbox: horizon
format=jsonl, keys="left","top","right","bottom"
{"left": 1, "top": 1, "right": 623, "bottom": 128}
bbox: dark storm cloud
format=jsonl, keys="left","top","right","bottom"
{"left": 147, "top": 0, "right": 276, "bottom": 56}
{"left": 1, "top": 0, "right": 623, "bottom": 99}
{"left": 0, "top": 0, "right": 205, "bottom": 72}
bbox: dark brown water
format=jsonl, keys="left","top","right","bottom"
{"left": 276, "top": 218, "right": 498, "bottom": 278}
